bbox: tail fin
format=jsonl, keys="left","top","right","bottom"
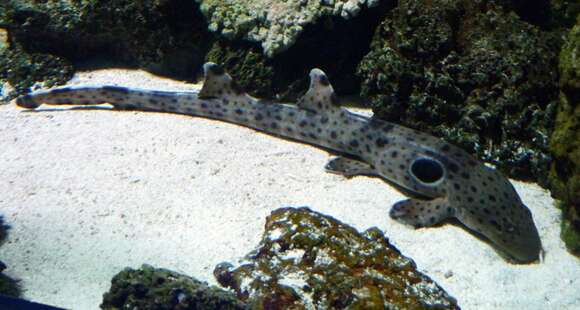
{"left": 15, "top": 86, "right": 131, "bottom": 109}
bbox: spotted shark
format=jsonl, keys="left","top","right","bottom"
{"left": 16, "top": 62, "right": 542, "bottom": 263}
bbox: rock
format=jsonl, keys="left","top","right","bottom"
{"left": 197, "top": 0, "right": 384, "bottom": 57}
{"left": 1, "top": 0, "right": 212, "bottom": 79}
{"left": 205, "top": 1, "right": 393, "bottom": 100}
{"left": 214, "top": 207, "right": 459, "bottom": 309}
{"left": 357, "top": 0, "right": 561, "bottom": 186}
{"left": 549, "top": 15, "right": 580, "bottom": 256}
{"left": 101, "top": 264, "right": 247, "bottom": 310}
{"left": 0, "top": 44, "right": 73, "bottom": 102}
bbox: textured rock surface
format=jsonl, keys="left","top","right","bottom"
{"left": 0, "top": 0, "right": 212, "bottom": 82}
{"left": 205, "top": 2, "right": 391, "bottom": 100}
{"left": 214, "top": 207, "right": 458, "bottom": 309}
{"left": 549, "top": 16, "right": 580, "bottom": 256}
{"left": 101, "top": 264, "right": 247, "bottom": 310}
{"left": 357, "top": 0, "right": 561, "bottom": 186}
{"left": 198, "top": 0, "right": 383, "bottom": 57}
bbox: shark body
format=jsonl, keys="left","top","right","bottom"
{"left": 16, "top": 63, "right": 542, "bottom": 263}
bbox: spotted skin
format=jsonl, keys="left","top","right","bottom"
{"left": 15, "top": 62, "right": 542, "bottom": 263}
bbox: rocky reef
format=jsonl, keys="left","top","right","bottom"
{"left": 357, "top": 0, "right": 562, "bottom": 186}
{"left": 549, "top": 16, "right": 580, "bottom": 257}
{"left": 101, "top": 264, "right": 247, "bottom": 310}
{"left": 214, "top": 207, "right": 458, "bottom": 309}
{"left": 0, "top": 0, "right": 213, "bottom": 101}
{"left": 198, "top": 0, "right": 385, "bottom": 57}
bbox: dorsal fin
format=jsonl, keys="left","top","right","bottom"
{"left": 297, "top": 68, "right": 339, "bottom": 113}
{"left": 199, "top": 62, "right": 247, "bottom": 99}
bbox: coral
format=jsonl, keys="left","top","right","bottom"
{"left": 215, "top": 207, "right": 459, "bottom": 309}
{"left": 357, "top": 0, "right": 561, "bottom": 186}
{"left": 549, "top": 16, "right": 580, "bottom": 256}
{"left": 197, "top": 0, "right": 384, "bottom": 57}
{"left": 101, "top": 264, "right": 247, "bottom": 310}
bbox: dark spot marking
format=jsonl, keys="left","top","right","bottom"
{"left": 483, "top": 208, "right": 491, "bottom": 215}
{"left": 383, "top": 124, "right": 395, "bottom": 132}
{"left": 461, "top": 172, "right": 470, "bottom": 179}
{"left": 453, "top": 183, "right": 461, "bottom": 190}
{"left": 470, "top": 186, "right": 477, "bottom": 193}
{"left": 448, "top": 163, "right": 459, "bottom": 174}
{"left": 350, "top": 140, "right": 359, "bottom": 148}
{"left": 299, "top": 120, "right": 308, "bottom": 128}
{"left": 330, "top": 131, "right": 337, "bottom": 139}
{"left": 488, "top": 195, "right": 497, "bottom": 202}
{"left": 467, "top": 197, "right": 474, "bottom": 203}
{"left": 319, "top": 74, "right": 330, "bottom": 86}
{"left": 391, "top": 151, "right": 398, "bottom": 158}
{"left": 255, "top": 114, "right": 264, "bottom": 121}
{"left": 235, "top": 109, "right": 243, "bottom": 115}
{"left": 375, "top": 138, "right": 389, "bottom": 148}
{"left": 490, "top": 220, "right": 502, "bottom": 231}
{"left": 441, "top": 145, "right": 451, "bottom": 152}
{"left": 270, "top": 122, "right": 278, "bottom": 129}
{"left": 201, "top": 103, "right": 208, "bottom": 109}
{"left": 321, "top": 117, "right": 329, "bottom": 124}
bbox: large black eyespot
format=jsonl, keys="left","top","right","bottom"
{"left": 410, "top": 157, "right": 444, "bottom": 184}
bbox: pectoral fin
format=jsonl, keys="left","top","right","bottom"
{"left": 324, "top": 157, "right": 376, "bottom": 178}
{"left": 389, "top": 197, "right": 455, "bottom": 227}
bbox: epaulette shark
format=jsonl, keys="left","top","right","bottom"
{"left": 16, "top": 62, "right": 542, "bottom": 263}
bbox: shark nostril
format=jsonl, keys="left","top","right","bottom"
{"left": 410, "top": 157, "right": 444, "bottom": 184}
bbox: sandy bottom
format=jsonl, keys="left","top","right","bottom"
{"left": 1, "top": 69, "right": 578, "bottom": 309}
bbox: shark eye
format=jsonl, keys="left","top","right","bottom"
{"left": 410, "top": 157, "right": 445, "bottom": 185}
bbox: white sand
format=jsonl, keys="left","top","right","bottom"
{"left": 1, "top": 69, "right": 578, "bottom": 309}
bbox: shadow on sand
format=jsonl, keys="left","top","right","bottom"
{"left": 0, "top": 215, "right": 22, "bottom": 297}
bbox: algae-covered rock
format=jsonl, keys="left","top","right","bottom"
{"left": 549, "top": 16, "right": 580, "bottom": 257}
{"left": 357, "top": 0, "right": 560, "bottom": 186}
{"left": 1, "top": 0, "right": 212, "bottom": 80}
{"left": 101, "top": 264, "right": 247, "bottom": 310}
{"left": 0, "top": 43, "right": 73, "bottom": 103}
{"left": 197, "top": 0, "right": 384, "bottom": 57}
{"left": 215, "top": 207, "right": 459, "bottom": 309}
{"left": 206, "top": 39, "right": 275, "bottom": 98}
{"left": 205, "top": 2, "right": 392, "bottom": 100}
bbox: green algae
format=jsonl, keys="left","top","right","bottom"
{"left": 206, "top": 39, "right": 275, "bottom": 98}
{"left": 549, "top": 15, "right": 580, "bottom": 257}
{"left": 357, "top": 0, "right": 561, "bottom": 186}
{"left": 215, "top": 207, "right": 458, "bottom": 309}
{"left": 101, "top": 264, "right": 247, "bottom": 310}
